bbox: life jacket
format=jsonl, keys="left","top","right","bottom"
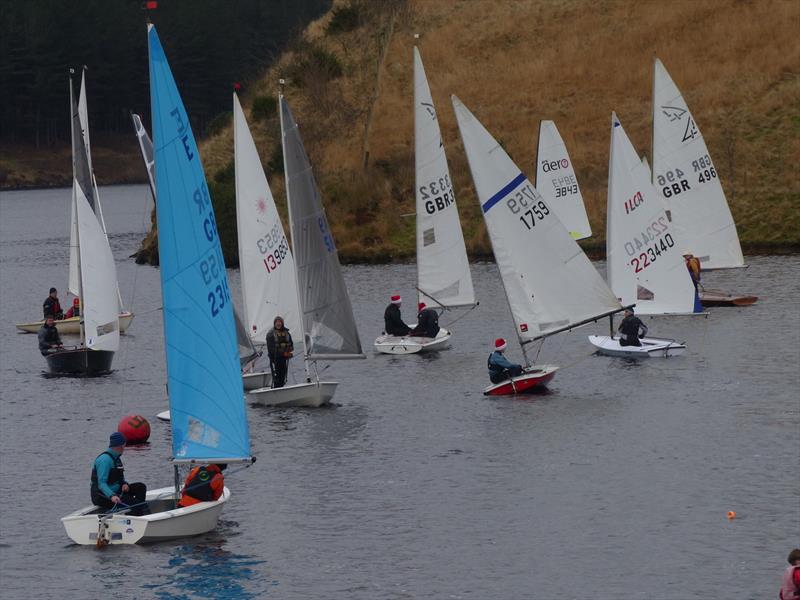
{"left": 178, "top": 465, "right": 224, "bottom": 507}
{"left": 487, "top": 352, "right": 503, "bottom": 375}
{"left": 90, "top": 451, "right": 125, "bottom": 499}
{"left": 685, "top": 256, "right": 701, "bottom": 282}
{"left": 619, "top": 316, "right": 642, "bottom": 340}
{"left": 274, "top": 329, "right": 292, "bottom": 353}
{"left": 780, "top": 566, "right": 800, "bottom": 600}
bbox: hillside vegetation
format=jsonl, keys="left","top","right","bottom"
{"left": 138, "top": 0, "right": 800, "bottom": 265}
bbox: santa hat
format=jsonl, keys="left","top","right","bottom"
{"left": 390, "top": 295, "right": 402, "bottom": 305}
{"left": 418, "top": 302, "right": 426, "bottom": 311}
{"left": 494, "top": 338, "right": 507, "bottom": 351}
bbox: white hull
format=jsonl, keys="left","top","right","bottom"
{"left": 588, "top": 335, "right": 686, "bottom": 358}
{"left": 242, "top": 370, "right": 271, "bottom": 391}
{"left": 61, "top": 486, "right": 229, "bottom": 545}
{"left": 16, "top": 311, "right": 134, "bottom": 335}
{"left": 249, "top": 380, "right": 337, "bottom": 407}
{"left": 374, "top": 328, "right": 451, "bottom": 354}
{"left": 156, "top": 410, "right": 171, "bottom": 421}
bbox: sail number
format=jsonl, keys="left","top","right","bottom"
{"left": 624, "top": 216, "right": 671, "bottom": 257}
{"left": 506, "top": 183, "right": 550, "bottom": 229}
{"left": 199, "top": 247, "right": 231, "bottom": 318}
{"left": 657, "top": 168, "right": 691, "bottom": 198}
{"left": 630, "top": 233, "right": 675, "bottom": 273}
{"left": 550, "top": 174, "right": 578, "bottom": 198}
{"left": 693, "top": 154, "right": 717, "bottom": 183}
{"left": 256, "top": 222, "right": 290, "bottom": 273}
{"left": 263, "top": 237, "right": 290, "bottom": 273}
{"left": 420, "top": 174, "right": 454, "bottom": 214}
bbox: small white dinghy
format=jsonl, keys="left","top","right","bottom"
{"left": 588, "top": 335, "right": 686, "bottom": 358}
{"left": 374, "top": 328, "right": 451, "bottom": 355}
{"left": 248, "top": 94, "right": 364, "bottom": 407}
{"left": 62, "top": 486, "right": 230, "bottom": 545}
{"left": 375, "top": 48, "right": 475, "bottom": 355}
{"left": 62, "top": 26, "right": 254, "bottom": 546}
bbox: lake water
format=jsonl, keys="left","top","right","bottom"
{"left": 0, "top": 185, "right": 797, "bottom": 599}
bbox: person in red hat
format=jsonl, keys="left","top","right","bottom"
{"left": 64, "top": 297, "right": 81, "bottom": 319}
{"left": 409, "top": 302, "right": 440, "bottom": 338}
{"left": 383, "top": 294, "right": 411, "bottom": 336}
{"left": 487, "top": 338, "right": 523, "bottom": 383}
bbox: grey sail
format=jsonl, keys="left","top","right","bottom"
{"left": 234, "top": 307, "right": 259, "bottom": 367}
{"left": 70, "top": 80, "right": 95, "bottom": 213}
{"left": 279, "top": 96, "right": 364, "bottom": 359}
{"left": 131, "top": 113, "right": 157, "bottom": 202}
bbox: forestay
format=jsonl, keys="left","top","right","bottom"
{"left": 131, "top": 113, "right": 157, "bottom": 201}
{"left": 279, "top": 96, "right": 364, "bottom": 359}
{"left": 535, "top": 120, "right": 592, "bottom": 240}
{"left": 234, "top": 92, "right": 299, "bottom": 343}
{"left": 74, "top": 180, "right": 120, "bottom": 351}
{"left": 149, "top": 24, "right": 250, "bottom": 462}
{"left": 452, "top": 96, "right": 621, "bottom": 343}
{"left": 607, "top": 114, "right": 695, "bottom": 315}
{"left": 652, "top": 58, "right": 744, "bottom": 269}
{"left": 414, "top": 47, "right": 474, "bottom": 308}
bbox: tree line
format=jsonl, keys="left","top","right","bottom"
{"left": 0, "top": 0, "right": 330, "bottom": 147}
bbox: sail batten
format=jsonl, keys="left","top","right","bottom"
{"left": 535, "top": 120, "right": 592, "bottom": 240}
{"left": 652, "top": 58, "right": 743, "bottom": 269}
{"left": 414, "top": 48, "right": 474, "bottom": 309}
{"left": 149, "top": 24, "right": 250, "bottom": 462}
{"left": 280, "top": 96, "right": 364, "bottom": 360}
{"left": 452, "top": 95, "right": 621, "bottom": 345}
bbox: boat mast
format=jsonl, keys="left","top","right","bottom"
{"left": 278, "top": 86, "right": 312, "bottom": 383}
{"left": 69, "top": 73, "right": 87, "bottom": 354}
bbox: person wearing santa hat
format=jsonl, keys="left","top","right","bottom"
{"left": 384, "top": 294, "right": 411, "bottom": 336}
{"left": 409, "top": 302, "right": 440, "bottom": 338}
{"left": 487, "top": 338, "right": 523, "bottom": 383}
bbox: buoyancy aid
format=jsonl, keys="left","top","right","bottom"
{"left": 487, "top": 354, "right": 503, "bottom": 376}
{"left": 685, "top": 256, "right": 701, "bottom": 283}
{"left": 274, "top": 329, "right": 291, "bottom": 353}
{"left": 178, "top": 465, "right": 224, "bottom": 507}
{"left": 780, "top": 566, "right": 800, "bottom": 600}
{"left": 91, "top": 451, "right": 125, "bottom": 499}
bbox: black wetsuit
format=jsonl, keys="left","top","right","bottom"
{"left": 384, "top": 304, "right": 411, "bottom": 336}
{"left": 410, "top": 308, "right": 440, "bottom": 338}
{"left": 618, "top": 315, "right": 648, "bottom": 347}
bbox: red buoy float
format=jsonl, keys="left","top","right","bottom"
{"left": 118, "top": 414, "right": 151, "bottom": 444}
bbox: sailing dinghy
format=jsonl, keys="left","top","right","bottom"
{"left": 588, "top": 114, "right": 693, "bottom": 359}
{"left": 16, "top": 70, "right": 134, "bottom": 335}
{"left": 535, "top": 120, "right": 592, "bottom": 240}
{"left": 62, "top": 25, "right": 254, "bottom": 545}
{"left": 248, "top": 94, "right": 365, "bottom": 407}
{"left": 451, "top": 96, "right": 625, "bottom": 395}
{"left": 374, "top": 47, "right": 475, "bottom": 355}
{"left": 233, "top": 92, "right": 300, "bottom": 388}
{"left": 45, "top": 77, "right": 120, "bottom": 375}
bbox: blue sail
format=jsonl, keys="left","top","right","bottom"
{"left": 148, "top": 25, "right": 250, "bottom": 462}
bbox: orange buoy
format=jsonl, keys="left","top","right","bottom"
{"left": 118, "top": 414, "right": 151, "bottom": 445}
{"left": 727, "top": 511, "right": 736, "bottom": 520}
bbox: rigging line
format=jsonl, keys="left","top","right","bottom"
{"left": 440, "top": 303, "right": 478, "bottom": 329}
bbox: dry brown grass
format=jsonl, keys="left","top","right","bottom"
{"left": 192, "top": 0, "right": 800, "bottom": 261}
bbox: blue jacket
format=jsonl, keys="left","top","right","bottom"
{"left": 93, "top": 448, "right": 125, "bottom": 498}
{"left": 488, "top": 351, "right": 520, "bottom": 374}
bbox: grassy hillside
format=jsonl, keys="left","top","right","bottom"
{"left": 139, "top": 0, "right": 800, "bottom": 265}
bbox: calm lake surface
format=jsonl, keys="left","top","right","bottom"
{"left": 1, "top": 185, "right": 798, "bottom": 599}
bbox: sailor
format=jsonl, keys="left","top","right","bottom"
{"left": 618, "top": 308, "right": 648, "bottom": 347}
{"left": 177, "top": 464, "right": 226, "bottom": 507}
{"left": 90, "top": 432, "right": 148, "bottom": 515}
{"left": 683, "top": 250, "right": 703, "bottom": 313}
{"left": 383, "top": 294, "right": 411, "bottom": 336}
{"left": 409, "top": 302, "right": 440, "bottom": 338}
{"left": 43, "top": 287, "right": 63, "bottom": 320}
{"left": 780, "top": 549, "right": 800, "bottom": 600}
{"left": 266, "top": 315, "right": 294, "bottom": 388}
{"left": 38, "top": 314, "right": 63, "bottom": 355}
{"left": 64, "top": 297, "right": 81, "bottom": 319}
{"left": 487, "top": 338, "right": 523, "bottom": 383}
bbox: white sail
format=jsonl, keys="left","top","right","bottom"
{"left": 607, "top": 113, "right": 695, "bottom": 314}
{"left": 452, "top": 95, "right": 621, "bottom": 343}
{"left": 280, "top": 95, "right": 364, "bottom": 359}
{"left": 131, "top": 113, "right": 157, "bottom": 201}
{"left": 414, "top": 47, "right": 474, "bottom": 308}
{"left": 74, "top": 180, "right": 120, "bottom": 352}
{"left": 652, "top": 58, "right": 743, "bottom": 269}
{"left": 77, "top": 70, "right": 109, "bottom": 235}
{"left": 233, "top": 92, "right": 299, "bottom": 344}
{"left": 535, "top": 120, "right": 592, "bottom": 240}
